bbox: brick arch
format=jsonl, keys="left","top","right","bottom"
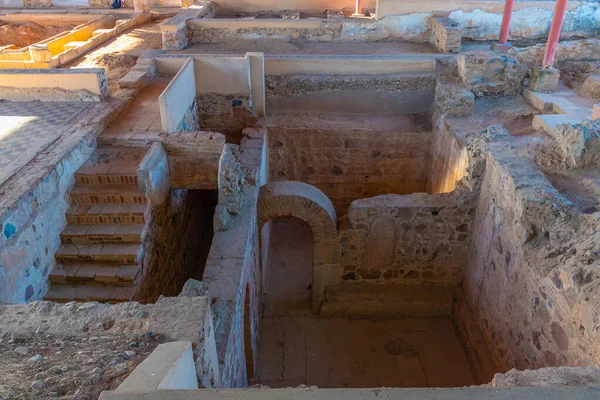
{"left": 257, "top": 181, "right": 340, "bottom": 313}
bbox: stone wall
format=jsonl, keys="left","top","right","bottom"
{"left": 428, "top": 16, "right": 462, "bottom": 53}
{"left": 0, "top": 137, "right": 95, "bottom": 304}
{"left": 175, "top": 98, "right": 200, "bottom": 132}
{"left": 203, "top": 130, "right": 266, "bottom": 387}
{"left": 464, "top": 128, "right": 600, "bottom": 373}
{"left": 137, "top": 189, "right": 217, "bottom": 303}
{"left": 163, "top": 131, "right": 225, "bottom": 190}
{"left": 267, "top": 127, "right": 432, "bottom": 216}
{"left": 338, "top": 189, "right": 475, "bottom": 286}
{"left": 458, "top": 51, "right": 527, "bottom": 97}
{"left": 197, "top": 94, "right": 259, "bottom": 143}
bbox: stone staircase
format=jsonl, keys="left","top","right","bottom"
{"left": 45, "top": 147, "right": 150, "bottom": 303}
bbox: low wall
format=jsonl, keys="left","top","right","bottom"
{"left": 0, "top": 68, "right": 109, "bottom": 101}
{"left": 211, "top": 0, "right": 376, "bottom": 13}
{"left": 159, "top": 58, "right": 199, "bottom": 133}
{"left": 156, "top": 54, "right": 262, "bottom": 141}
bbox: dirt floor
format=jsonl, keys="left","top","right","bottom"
{"left": 66, "top": 20, "right": 164, "bottom": 94}
{"left": 0, "top": 22, "right": 76, "bottom": 49}
{"left": 0, "top": 330, "right": 161, "bottom": 399}
{"left": 256, "top": 219, "right": 476, "bottom": 388}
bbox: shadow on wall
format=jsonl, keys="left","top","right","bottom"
{"left": 137, "top": 189, "right": 217, "bottom": 303}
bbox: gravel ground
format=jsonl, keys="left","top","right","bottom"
{"left": 0, "top": 328, "right": 161, "bottom": 399}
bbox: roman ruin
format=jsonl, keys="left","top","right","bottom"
{"left": 0, "top": 0, "right": 599, "bottom": 398}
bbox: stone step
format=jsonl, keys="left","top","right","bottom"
{"left": 49, "top": 263, "right": 140, "bottom": 287}
{"left": 61, "top": 224, "right": 146, "bottom": 244}
{"left": 44, "top": 284, "right": 134, "bottom": 303}
{"left": 70, "top": 184, "right": 146, "bottom": 205}
{"left": 55, "top": 243, "right": 143, "bottom": 265}
{"left": 66, "top": 204, "right": 149, "bottom": 225}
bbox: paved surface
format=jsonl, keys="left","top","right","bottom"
{"left": 0, "top": 102, "right": 95, "bottom": 186}
{"left": 100, "top": 79, "right": 166, "bottom": 143}
{"left": 256, "top": 220, "right": 476, "bottom": 388}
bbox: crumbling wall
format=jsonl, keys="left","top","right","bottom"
{"left": 267, "top": 127, "right": 432, "bottom": 216}
{"left": 464, "top": 128, "right": 600, "bottom": 373}
{"left": 197, "top": 94, "right": 259, "bottom": 143}
{"left": 458, "top": 50, "right": 527, "bottom": 97}
{"left": 137, "top": 189, "right": 217, "bottom": 303}
{"left": 0, "top": 137, "right": 95, "bottom": 304}
{"left": 203, "top": 129, "right": 266, "bottom": 387}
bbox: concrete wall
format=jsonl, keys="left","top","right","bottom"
{"left": 211, "top": 0, "right": 376, "bottom": 13}
{"left": 156, "top": 55, "right": 261, "bottom": 141}
{"left": 0, "top": 68, "right": 109, "bottom": 102}
{"left": 159, "top": 58, "right": 198, "bottom": 133}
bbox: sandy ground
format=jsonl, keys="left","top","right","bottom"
{"left": 0, "top": 330, "right": 160, "bottom": 399}
{"left": 66, "top": 20, "right": 164, "bottom": 94}
{"left": 0, "top": 22, "right": 76, "bottom": 49}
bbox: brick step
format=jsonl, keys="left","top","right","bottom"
{"left": 43, "top": 284, "right": 134, "bottom": 303}
{"left": 49, "top": 263, "right": 140, "bottom": 287}
{"left": 75, "top": 172, "right": 138, "bottom": 186}
{"left": 55, "top": 243, "right": 143, "bottom": 265}
{"left": 61, "top": 224, "right": 146, "bottom": 244}
{"left": 66, "top": 204, "right": 149, "bottom": 225}
{"left": 70, "top": 184, "right": 146, "bottom": 205}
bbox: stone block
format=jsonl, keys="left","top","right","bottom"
{"left": 580, "top": 74, "right": 600, "bottom": 99}
{"left": 428, "top": 16, "right": 463, "bottom": 53}
{"left": 458, "top": 50, "right": 527, "bottom": 96}
{"left": 529, "top": 66, "right": 560, "bottom": 93}
{"left": 491, "top": 43, "right": 514, "bottom": 54}
{"left": 592, "top": 104, "right": 600, "bottom": 120}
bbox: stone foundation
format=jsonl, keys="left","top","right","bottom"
{"left": 197, "top": 94, "right": 259, "bottom": 143}
{"left": 458, "top": 50, "right": 527, "bottom": 97}
{"left": 428, "top": 16, "right": 463, "bottom": 53}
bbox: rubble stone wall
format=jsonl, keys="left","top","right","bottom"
{"left": 197, "top": 94, "right": 259, "bottom": 143}
{"left": 338, "top": 190, "right": 475, "bottom": 286}
{"left": 0, "top": 137, "right": 95, "bottom": 304}
{"left": 203, "top": 130, "right": 266, "bottom": 387}
{"left": 464, "top": 133, "right": 600, "bottom": 374}
{"left": 267, "top": 127, "right": 432, "bottom": 216}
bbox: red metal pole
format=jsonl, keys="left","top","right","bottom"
{"left": 543, "top": 0, "right": 569, "bottom": 68}
{"left": 499, "top": 0, "right": 515, "bottom": 44}
{"left": 355, "top": 0, "right": 363, "bottom": 15}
